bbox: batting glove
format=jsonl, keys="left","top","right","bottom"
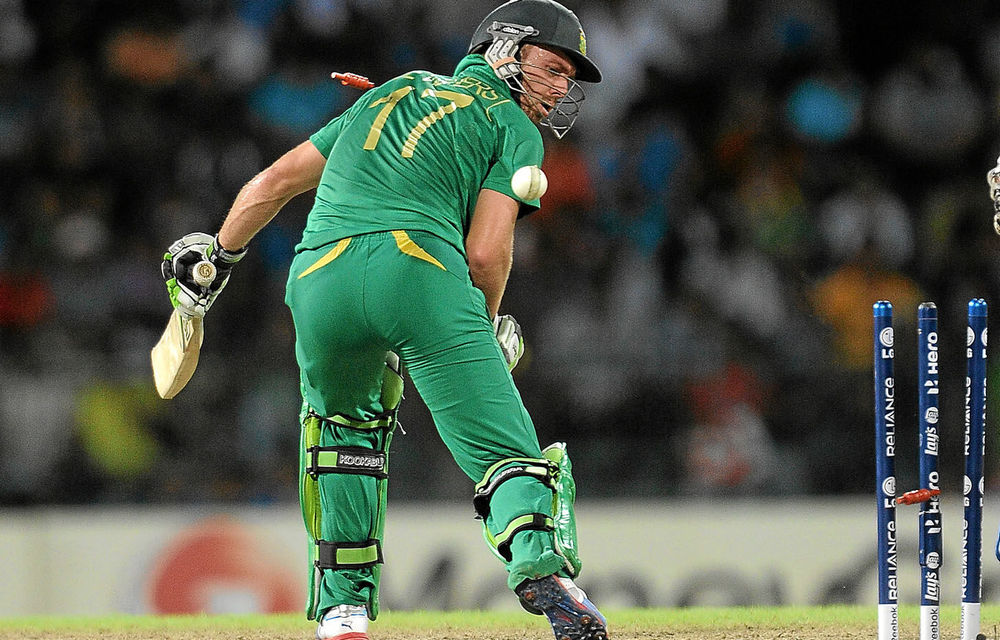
{"left": 494, "top": 314, "right": 525, "bottom": 372}
{"left": 987, "top": 155, "right": 1000, "bottom": 235}
{"left": 162, "top": 232, "right": 247, "bottom": 318}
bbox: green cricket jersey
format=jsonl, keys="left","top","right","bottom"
{"left": 300, "top": 54, "right": 544, "bottom": 256}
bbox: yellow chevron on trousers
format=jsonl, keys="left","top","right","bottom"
{"left": 297, "top": 237, "right": 352, "bottom": 279}
{"left": 391, "top": 230, "right": 446, "bottom": 270}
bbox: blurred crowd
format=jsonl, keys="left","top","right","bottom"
{"left": 4, "top": 0, "right": 1000, "bottom": 505}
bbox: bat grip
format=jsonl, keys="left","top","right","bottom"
{"left": 193, "top": 260, "right": 217, "bottom": 287}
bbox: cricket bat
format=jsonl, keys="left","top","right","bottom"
{"left": 151, "top": 260, "right": 216, "bottom": 399}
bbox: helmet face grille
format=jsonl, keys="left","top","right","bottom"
{"left": 538, "top": 74, "right": 584, "bottom": 139}
{"left": 500, "top": 58, "right": 586, "bottom": 139}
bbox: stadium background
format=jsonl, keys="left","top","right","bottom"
{"left": 4, "top": 0, "right": 1000, "bottom": 617}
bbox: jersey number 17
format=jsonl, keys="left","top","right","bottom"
{"left": 364, "top": 86, "right": 474, "bottom": 158}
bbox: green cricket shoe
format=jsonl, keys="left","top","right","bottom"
{"left": 515, "top": 575, "right": 608, "bottom": 640}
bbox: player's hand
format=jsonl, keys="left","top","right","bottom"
{"left": 494, "top": 314, "right": 524, "bottom": 371}
{"left": 161, "top": 232, "right": 247, "bottom": 318}
{"left": 987, "top": 155, "right": 1000, "bottom": 235}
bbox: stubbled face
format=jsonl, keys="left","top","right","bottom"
{"left": 516, "top": 44, "right": 577, "bottom": 123}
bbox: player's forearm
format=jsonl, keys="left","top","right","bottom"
{"left": 218, "top": 140, "right": 327, "bottom": 251}
{"left": 466, "top": 189, "right": 519, "bottom": 318}
{"left": 218, "top": 174, "right": 295, "bottom": 250}
{"left": 469, "top": 254, "right": 511, "bottom": 318}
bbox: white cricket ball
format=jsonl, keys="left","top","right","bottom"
{"left": 511, "top": 165, "right": 548, "bottom": 201}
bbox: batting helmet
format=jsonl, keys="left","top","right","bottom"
{"left": 469, "top": 0, "right": 602, "bottom": 83}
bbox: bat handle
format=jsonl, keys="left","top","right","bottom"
{"left": 193, "top": 260, "right": 217, "bottom": 287}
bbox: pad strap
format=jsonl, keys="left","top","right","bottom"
{"left": 493, "top": 513, "right": 554, "bottom": 562}
{"left": 473, "top": 457, "right": 557, "bottom": 519}
{"left": 309, "top": 409, "right": 394, "bottom": 431}
{"left": 306, "top": 446, "right": 388, "bottom": 479}
{"left": 316, "top": 539, "right": 384, "bottom": 569}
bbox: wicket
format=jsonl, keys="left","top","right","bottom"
{"left": 873, "top": 299, "right": 988, "bottom": 640}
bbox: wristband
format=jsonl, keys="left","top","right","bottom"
{"left": 209, "top": 235, "right": 248, "bottom": 264}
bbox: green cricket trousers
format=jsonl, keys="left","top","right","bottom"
{"left": 285, "top": 229, "right": 566, "bottom": 617}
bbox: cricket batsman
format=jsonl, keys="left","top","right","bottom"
{"left": 160, "top": 1, "right": 606, "bottom": 639}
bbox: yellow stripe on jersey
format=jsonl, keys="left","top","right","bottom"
{"left": 297, "top": 238, "right": 351, "bottom": 279}
{"left": 484, "top": 99, "right": 512, "bottom": 123}
{"left": 391, "top": 231, "right": 446, "bottom": 270}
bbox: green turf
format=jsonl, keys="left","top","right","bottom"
{"left": 0, "top": 605, "right": 988, "bottom": 628}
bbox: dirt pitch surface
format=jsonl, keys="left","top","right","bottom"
{"left": 1, "top": 607, "right": 996, "bottom": 640}
{"left": 0, "top": 628, "right": 877, "bottom": 640}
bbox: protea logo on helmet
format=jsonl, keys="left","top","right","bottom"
{"left": 578, "top": 28, "right": 586, "bottom": 55}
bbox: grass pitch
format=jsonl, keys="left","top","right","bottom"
{"left": 3, "top": 605, "right": 1000, "bottom": 640}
